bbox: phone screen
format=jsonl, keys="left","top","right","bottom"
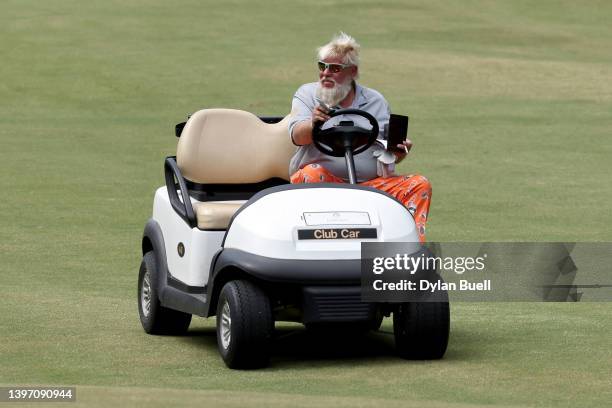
{"left": 387, "top": 114, "right": 409, "bottom": 151}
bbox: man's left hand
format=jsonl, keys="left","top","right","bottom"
{"left": 394, "top": 139, "right": 413, "bottom": 163}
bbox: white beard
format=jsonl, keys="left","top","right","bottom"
{"left": 316, "top": 79, "right": 353, "bottom": 107}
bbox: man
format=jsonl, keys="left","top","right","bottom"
{"left": 288, "top": 33, "right": 432, "bottom": 242}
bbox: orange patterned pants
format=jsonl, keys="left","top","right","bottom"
{"left": 290, "top": 164, "right": 432, "bottom": 242}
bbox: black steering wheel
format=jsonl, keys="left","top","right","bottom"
{"left": 312, "top": 108, "right": 379, "bottom": 157}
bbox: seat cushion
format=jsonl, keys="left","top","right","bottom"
{"left": 192, "top": 200, "right": 247, "bottom": 230}
{"left": 177, "top": 109, "right": 296, "bottom": 184}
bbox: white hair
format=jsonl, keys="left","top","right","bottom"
{"left": 317, "top": 32, "right": 361, "bottom": 67}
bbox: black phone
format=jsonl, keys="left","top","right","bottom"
{"left": 387, "top": 114, "right": 409, "bottom": 152}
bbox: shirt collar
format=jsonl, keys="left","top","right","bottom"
{"left": 352, "top": 82, "right": 368, "bottom": 108}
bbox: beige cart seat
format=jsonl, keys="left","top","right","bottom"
{"left": 192, "top": 200, "right": 247, "bottom": 230}
{"left": 176, "top": 109, "right": 296, "bottom": 229}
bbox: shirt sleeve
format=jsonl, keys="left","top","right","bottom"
{"left": 380, "top": 102, "right": 391, "bottom": 140}
{"left": 373, "top": 92, "right": 391, "bottom": 141}
{"left": 288, "top": 85, "right": 315, "bottom": 145}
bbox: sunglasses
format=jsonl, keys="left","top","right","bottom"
{"left": 317, "top": 60, "right": 352, "bottom": 73}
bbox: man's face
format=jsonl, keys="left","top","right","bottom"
{"left": 318, "top": 56, "right": 357, "bottom": 89}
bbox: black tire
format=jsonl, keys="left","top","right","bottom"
{"left": 393, "top": 301, "right": 450, "bottom": 359}
{"left": 138, "top": 251, "right": 192, "bottom": 335}
{"left": 369, "top": 309, "right": 384, "bottom": 331}
{"left": 216, "top": 280, "right": 273, "bottom": 369}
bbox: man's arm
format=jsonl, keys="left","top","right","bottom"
{"left": 291, "top": 106, "right": 331, "bottom": 146}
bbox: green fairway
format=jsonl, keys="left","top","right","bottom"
{"left": 1, "top": 0, "right": 611, "bottom": 407}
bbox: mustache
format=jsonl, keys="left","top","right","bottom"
{"left": 320, "top": 77, "right": 337, "bottom": 85}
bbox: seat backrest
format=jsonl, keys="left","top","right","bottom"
{"left": 176, "top": 109, "right": 296, "bottom": 184}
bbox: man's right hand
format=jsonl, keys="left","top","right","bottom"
{"left": 312, "top": 105, "right": 331, "bottom": 127}
{"left": 292, "top": 105, "right": 332, "bottom": 146}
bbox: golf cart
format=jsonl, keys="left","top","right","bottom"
{"left": 138, "top": 108, "right": 449, "bottom": 369}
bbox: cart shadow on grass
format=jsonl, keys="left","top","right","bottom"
{"left": 177, "top": 323, "right": 485, "bottom": 368}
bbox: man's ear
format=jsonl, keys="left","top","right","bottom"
{"left": 351, "top": 66, "right": 359, "bottom": 79}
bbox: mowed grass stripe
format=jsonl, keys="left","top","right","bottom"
{"left": 0, "top": 384, "right": 530, "bottom": 408}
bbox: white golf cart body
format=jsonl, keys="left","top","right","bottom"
{"left": 153, "top": 185, "right": 418, "bottom": 287}
{"left": 143, "top": 108, "right": 424, "bottom": 319}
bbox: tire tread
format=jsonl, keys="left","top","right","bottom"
{"left": 138, "top": 251, "right": 192, "bottom": 335}
{"left": 393, "top": 301, "right": 449, "bottom": 360}
{"left": 217, "top": 280, "right": 272, "bottom": 369}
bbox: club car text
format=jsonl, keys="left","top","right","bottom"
{"left": 298, "top": 228, "right": 377, "bottom": 240}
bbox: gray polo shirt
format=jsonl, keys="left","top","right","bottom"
{"left": 288, "top": 82, "right": 391, "bottom": 182}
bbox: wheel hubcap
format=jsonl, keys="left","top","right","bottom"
{"left": 141, "top": 270, "right": 151, "bottom": 317}
{"left": 220, "top": 301, "right": 231, "bottom": 350}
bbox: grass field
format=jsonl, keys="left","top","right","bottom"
{"left": 1, "top": 1, "right": 611, "bottom": 407}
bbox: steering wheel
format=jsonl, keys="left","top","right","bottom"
{"left": 312, "top": 108, "right": 379, "bottom": 157}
